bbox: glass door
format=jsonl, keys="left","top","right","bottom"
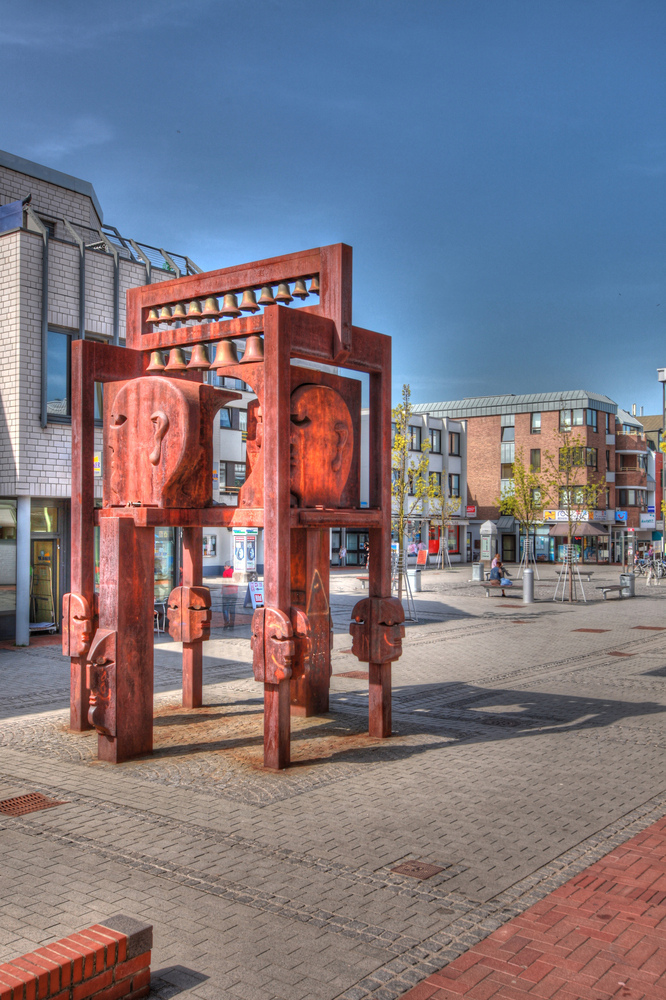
{"left": 30, "top": 539, "right": 58, "bottom": 627}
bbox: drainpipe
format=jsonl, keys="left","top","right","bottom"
{"left": 26, "top": 208, "right": 49, "bottom": 428}
{"left": 63, "top": 219, "right": 85, "bottom": 340}
{"left": 98, "top": 231, "right": 120, "bottom": 345}
{"left": 15, "top": 496, "right": 31, "bottom": 646}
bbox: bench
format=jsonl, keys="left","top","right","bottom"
{"left": 481, "top": 582, "right": 522, "bottom": 598}
{"left": 596, "top": 585, "right": 623, "bottom": 600}
{"left": 356, "top": 575, "right": 369, "bottom": 588}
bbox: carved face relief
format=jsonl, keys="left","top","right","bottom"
{"left": 289, "top": 385, "right": 353, "bottom": 507}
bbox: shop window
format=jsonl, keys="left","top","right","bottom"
{"left": 448, "top": 431, "right": 460, "bottom": 455}
{"left": 409, "top": 425, "right": 422, "bottom": 451}
{"left": 449, "top": 473, "right": 460, "bottom": 497}
{"left": 500, "top": 426, "right": 514, "bottom": 442}
{"left": 30, "top": 507, "right": 59, "bottom": 533}
{"left": 531, "top": 412, "right": 541, "bottom": 434}
{"left": 588, "top": 409, "right": 598, "bottom": 432}
{"left": 430, "top": 429, "right": 441, "bottom": 453}
{"left": 203, "top": 535, "right": 217, "bottom": 557}
{"left": 530, "top": 449, "right": 541, "bottom": 471}
{"left": 46, "top": 329, "right": 71, "bottom": 419}
{"left": 220, "top": 408, "right": 232, "bottom": 428}
{"left": 447, "top": 526, "right": 460, "bottom": 554}
{"left": 0, "top": 501, "right": 17, "bottom": 616}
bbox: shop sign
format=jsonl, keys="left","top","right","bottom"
{"left": 640, "top": 513, "right": 656, "bottom": 530}
{"left": 248, "top": 581, "right": 264, "bottom": 609}
{"left": 615, "top": 510, "right": 628, "bottom": 522}
{"left": 93, "top": 452, "right": 102, "bottom": 477}
{"left": 543, "top": 510, "right": 590, "bottom": 522}
{"left": 648, "top": 506, "right": 656, "bottom": 514}
{"left": 212, "top": 467, "right": 218, "bottom": 488}
{"left": 466, "top": 505, "right": 477, "bottom": 517}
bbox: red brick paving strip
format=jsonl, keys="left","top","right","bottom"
{"left": 399, "top": 815, "right": 666, "bottom": 1000}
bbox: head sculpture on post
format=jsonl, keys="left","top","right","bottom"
{"left": 104, "top": 375, "right": 239, "bottom": 508}
{"left": 289, "top": 384, "right": 354, "bottom": 508}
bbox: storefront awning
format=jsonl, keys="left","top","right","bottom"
{"left": 496, "top": 516, "right": 515, "bottom": 531}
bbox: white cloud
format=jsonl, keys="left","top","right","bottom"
{"left": 29, "top": 116, "right": 114, "bottom": 161}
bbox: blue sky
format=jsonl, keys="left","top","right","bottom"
{"left": 1, "top": 0, "right": 664, "bottom": 411}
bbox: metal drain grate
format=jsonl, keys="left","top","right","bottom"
{"left": 391, "top": 860, "right": 444, "bottom": 880}
{"left": 0, "top": 793, "right": 66, "bottom": 816}
{"left": 574, "top": 628, "right": 610, "bottom": 633}
{"left": 334, "top": 670, "right": 369, "bottom": 679}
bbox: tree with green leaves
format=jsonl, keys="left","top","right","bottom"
{"left": 496, "top": 447, "right": 544, "bottom": 577}
{"left": 542, "top": 431, "right": 604, "bottom": 601}
{"left": 391, "top": 384, "right": 440, "bottom": 600}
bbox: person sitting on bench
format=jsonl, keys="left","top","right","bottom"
{"left": 490, "top": 556, "right": 513, "bottom": 597}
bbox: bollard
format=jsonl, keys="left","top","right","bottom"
{"left": 523, "top": 568, "right": 534, "bottom": 604}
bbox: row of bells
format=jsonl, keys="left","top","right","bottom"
{"left": 147, "top": 335, "right": 264, "bottom": 372}
{"left": 146, "top": 277, "right": 319, "bottom": 324}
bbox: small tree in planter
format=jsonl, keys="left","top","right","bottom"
{"left": 428, "top": 484, "right": 462, "bottom": 568}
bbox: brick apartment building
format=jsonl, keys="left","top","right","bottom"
{"left": 0, "top": 148, "right": 207, "bottom": 642}
{"left": 413, "top": 391, "right": 656, "bottom": 564}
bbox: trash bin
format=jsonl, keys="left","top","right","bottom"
{"left": 619, "top": 573, "right": 635, "bottom": 598}
{"left": 523, "top": 568, "right": 534, "bottom": 604}
{"left": 407, "top": 569, "right": 422, "bottom": 593}
{"left": 472, "top": 562, "right": 484, "bottom": 582}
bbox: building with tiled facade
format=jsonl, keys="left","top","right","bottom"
{"left": 0, "top": 149, "right": 201, "bottom": 642}
{"left": 413, "top": 392, "right": 656, "bottom": 564}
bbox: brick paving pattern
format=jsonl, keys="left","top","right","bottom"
{"left": 0, "top": 565, "right": 665, "bottom": 999}
{"left": 399, "top": 816, "right": 666, "bottom": 1000}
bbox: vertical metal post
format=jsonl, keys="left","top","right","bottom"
{"left": 182, "top": 526, "right": 203, "bottom": 708}
{"left": 262, "top": 306, "right": 292, "bottom": 769}
{"left": 15, "top": 496, "right": 31, "bottom": 646}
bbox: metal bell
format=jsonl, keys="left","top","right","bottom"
{"left": 292, "top": 279, "right": 309, "bottom": 299}
{"left": 220, "top": 293, "right": 241, "bottom": 317}
{"left": 241, "top": 335, "right": 264, "bottom": 363}
{"left": 202, "top": 296, "right": 220, "bottom": 317}
{"left": 187, "top": 344, "right": 210, "bottom": 370}
{"left": 172, "top": 302, "right": 187, "bottom": 320}
{"left": 275, "top": 283, "right": 293, "bottom": 304}
{"left": 164, "top": 348, "right": 188, "bottom": 371}
{"left": 258, "top": 285, "right": 275, "bottom": 305}
{"left": 187, "top": 300, "right": 202, "bottom": 318}
{"left": 309, "top": 275, "right": 320, "bottom": 295}
{"left": 210, "top": 340, "right": 239, "bottom": 368}
{"left": 147, "top": 351, "right": 165, "bottom": 372}
{"left": 147, "top": 307, "right": 160, "bottom": 323}
{"left": 239, "top": 289, "right": 259, "bottom": 313}
{"left": 159, "top": 305, "right": 173, "bottom": 321}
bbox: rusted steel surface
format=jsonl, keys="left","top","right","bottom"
{"left": 103, "top": 377, "right": 239, "bottom": 508}
{"left": 68, "top": 242, "right": 401, "bottom": 769}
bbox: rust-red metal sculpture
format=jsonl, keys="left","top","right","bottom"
{"left": 63, "top": 244, "right": 403, "bottom": 768}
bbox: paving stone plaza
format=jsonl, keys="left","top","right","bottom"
{"left": 1, "top": 567, "right": 665, "bottom": 999}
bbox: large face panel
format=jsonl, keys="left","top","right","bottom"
{"left": 103, "top": 376, "right": 237, "bottom": 508}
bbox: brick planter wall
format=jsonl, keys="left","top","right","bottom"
{"left": 0, "top": 915, "right": 152, "bottom": 1000}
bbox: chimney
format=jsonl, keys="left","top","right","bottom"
{"left": 632, "top": 403, "right": 636, "bottom": 416}
{"left": 641, "top": 406, "right": 644, "bottom": 417}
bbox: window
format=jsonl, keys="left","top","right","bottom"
{"left": 39, "top": 217, "right": 57, "bottom": 239}
{"left": 449, "top": 473, "right": 460, "bottom": 497}
{"left": 618, "top": 489, "right": 647, "bottom": 507}
{"left": 220, "top": 408, "right": 232, "bottom": 428}
{"left": 500, "top": 441, "right": 515, "bottom": 464}
{"left": 234, "top": 463, "right": 246, "bottom": 489}
{"left": 559, "top": 447, "right": 595, "bottom": 468}
{"left": 447, "top": 526, "right": 460, "bottom": 554}
{"left": 573, "top": 408, "right": 584, "bottom": 426}
{"left": 239, "top": 409, "right": 248, "bottom": 441}
{"left": 448, "top": 431, "right": 460, "bottom": 455}
{"left": 531, "top": 412, "right": 541, "bottom": 434}
{"left": 219, "top": 463, "right": 226, "bottom": 490}
{"left": 501, "top": 425, "right": 514, "bottom": 442}
{"left": 586, "top": 448, "right": 597, "bottom": 469}
{"left": 500, "top": 463, "right": 514, "bottom": 480}
{"left": 409, "top": 425, "right": 422, "bottom": 451}
{"left": 46, "top": 329, "right": 71, "bottom": 418}
{"left": 607, "top": 412, "right": 613, "bottom": 433}
{"left": 530, "top": 449, "right": 541, "bottom": 471}
{"left": 588, "top": 409, "right": 598, "bottom": 432}
{"left": 559, "top": 487, "right": 586, "bottom": 507}
{"left": 430, "top": 471, "right": 442, "bottom": 490}
{"left": 531, "top": 488, "right": 542, "bottom": 507}
{"left": 622, "top": 423, "right": 638, "bottom": 436}
{"left": 606, "top": 449, "right": 611, "bottom": 470}
{"left": 430, "top": 429, "right": 441, "bottom": 453}
{"left": 560, "top": 409, "right": 571, "bottom": 431}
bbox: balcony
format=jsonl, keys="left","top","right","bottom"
{"left": 615, "top": 433, "right": 648, "bottom": 454}
{"left": 614, "top": 470, "right": 647, "bottom": 489}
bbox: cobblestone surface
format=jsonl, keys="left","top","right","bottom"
{"left": 0, "top": 566, "right": 665, "bottom": 999}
